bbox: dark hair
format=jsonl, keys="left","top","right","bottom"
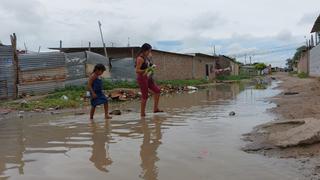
{"left": 136, "top": 43, "right": 152, "bottom": 57}
{"left": 93, "top": 64, "right": 106, "bottom": 73}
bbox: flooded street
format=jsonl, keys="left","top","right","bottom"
{"left": 0, "top": 82, "right": 302, "bottom": 180}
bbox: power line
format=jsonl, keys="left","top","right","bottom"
{"left": 227, "top": 42, "right": 305, "bottom": 58}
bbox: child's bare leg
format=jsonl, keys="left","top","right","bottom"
{"left": 153, "top": 93, "right": 160, "bottom": 111}
{"left": 104, "top": 103, "right": 112, "bottom": 119}
{"left": 141, "top": 99, "right": 147, "bottom": 117}
{"left": 90, "top": 106, "right": 96, "bottom": 121}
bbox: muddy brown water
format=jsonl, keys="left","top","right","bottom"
{"left": 0, "top": 83, "right": 303, "bottom": 180}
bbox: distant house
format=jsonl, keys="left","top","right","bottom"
{"left": 308, "top": 14, "right": 320, "bottom": 77}
{"left": 53, "top": 47, "right": 219, "bottom": 81}
{"left": 240, "top": 65, "right": 259, "bottom": 76}
{"left": 216, "top": 55, "right": 240, "bottom": 76}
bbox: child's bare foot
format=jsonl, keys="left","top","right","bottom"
{"left": 105, "top": 115, "right": 112, "bottom": 119}
{"left": 141, "top": 113, "right": 146, "bottom": 117}
{"left": 89, "top": 119, "right": 95, "bottom": 126}
{"left": 154, "top": 109, "right": 164, "bottom": 113}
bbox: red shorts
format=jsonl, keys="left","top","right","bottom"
{"left": 137, "top": 74, "right": 161, "bottom": 100}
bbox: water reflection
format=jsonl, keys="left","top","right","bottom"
{"left": 89, "top": 120, "right": 112, "bottom": 172}
{"left": 0, "top": 83, "right": 247, "bottom": 179}
{"left": 0, "top": 120, "right": 26, "bottom": 179}
{"left": 139, "top": 116, "right": 163, "bottom": 180}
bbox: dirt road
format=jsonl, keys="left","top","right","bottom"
{"left": 243, "top": 72, "right": 320, "bottom": 179}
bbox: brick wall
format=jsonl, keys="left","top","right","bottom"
{"left": 152, "top": 51, "right": 194, "bottom": 80}
{"left": 231, "top": 62, "right": 240, "bottom": 76}
{"left": 297, "top": 50, "right": 309, "bottom": 74}
{"left": 193, "top": 55, "right": 216, "bottom": 80}
{"left": 151, "top": 51, "right": 216, "bottom": 81}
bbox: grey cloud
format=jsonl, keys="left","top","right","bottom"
{"left": 0, "top": 0, "right": 46, "bottom": 23}
{"left": 190, "top": 12, "right": 226, "bottom": 31}
{"left": 298, "top": 12, "right": 319, "bottom": 25}
{"left": 275, "top": 30, "right": 294, "bottom": 41}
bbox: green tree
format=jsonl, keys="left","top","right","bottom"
{"left": 286, "top": 58, "right": 294, "bottom": 70}
{"left": 293, "top": 46, "right": 307, "bottom": 61}
{"left": 254, "top": 63, "right": 267, "bottom": 75}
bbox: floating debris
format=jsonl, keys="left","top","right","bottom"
{"left": 229, "top": 111, "right": 236, "bottom": 116}
{"left": 61, "top": 95, "right": 69, "bottom": 101}
{"left": 110, "top": 110, "right": 121, "bottom": 115}
{"left": 284, "top": 92, "right": 299, "bottom": 95}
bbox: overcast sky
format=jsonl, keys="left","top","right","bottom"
{"left": 0, "top": 0, "right": 319, "bottom": 67}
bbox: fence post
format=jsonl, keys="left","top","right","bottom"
{"left": 10, "top": 33, "right": 19, "bottom": 99}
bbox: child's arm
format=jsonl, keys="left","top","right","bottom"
{"left": 87, "top": 74, "right": 97, "bottom": 99}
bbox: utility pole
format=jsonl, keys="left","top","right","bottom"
{"left": 98, "top": 21, "right": 111, "bottom": 68}
{"left": 24, "top": 42, "right": 28, "bottom": 54}
{"left": 127, "top": 37, "right": 130, "bottom": 47}
{"left": 88, "top": 42, "right": 91, "bottom": 51}
{"left": 38, "top": 46, "right": 41, "bottom": 54}
{"left": 59, "top": 40, "right": 62, "bottom": 51}
{"left": 244, "top": 54, "right": 247, "bottom": 65}
{"left": 214, "top": 45, "right": 216, "bottom": 55}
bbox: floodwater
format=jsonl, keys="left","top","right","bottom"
{"left": 0, "top": 82, "right": 302, "bottom": 180}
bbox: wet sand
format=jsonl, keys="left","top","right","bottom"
{"left": 0, "top": 82, "right": 305, "bottom": 180}
{"left": 243, "top": 73, "right": 320, "bottom": 179}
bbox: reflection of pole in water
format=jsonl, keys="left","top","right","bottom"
{"left": 139, "top": 117, "right": 163, "bottom": 180}
{"left": 89, "top": 121, "right": 112, "bottom": 172}
{"left": 0, "top": 119, "right": 26, "bottom": 177}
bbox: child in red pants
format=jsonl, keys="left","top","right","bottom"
{"left": 135, "top": 43, "right": 163, "bottom": 117}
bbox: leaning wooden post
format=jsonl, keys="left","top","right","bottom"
{"left": 10, "top": 33, "right": 19, "bottom": 99}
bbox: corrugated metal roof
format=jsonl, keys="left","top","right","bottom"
{"left": 65, "top": 52, "right": 86, "bottom": 80}
{"left": 19, "top": 52, "right": 65, "bottom": 71}
{"left": 18, "top": 82, "right": 65, "bottom": 96}
{"left": 19, "top": 67, "right": 67, "bottom": 84}
{"left": 110, "top": 58, "right": 136, "bottom": 80}
{"left": 311, "top": 14, "right": 320, "bottom": 33}
{"left": 65, "top": 78, "right": 87, "bottom": 87}
{"left": 86, "top": 51, "right": 109, "bottom": 65}
{"left": 66, "top": 64, "right": 86, "bottom": 80}
{"left": 65, "top": 52, "right": 86, "bottom": 65}
{"left": 0, "top": 80, "right": 8, "bottom": 99}
{"left": 0, "top": 45, "right": 15, "bottom": 98}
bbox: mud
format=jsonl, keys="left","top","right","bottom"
{"left": 243, "top": 73, "right": 320, "bottom": 179}
{"left": 0, "top": 81, "right": 307, "bottom": 180}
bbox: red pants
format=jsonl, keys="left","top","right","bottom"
{"left": 137, "top": 74, "right": 161, "bottom": 100}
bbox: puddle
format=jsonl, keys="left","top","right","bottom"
{"left": 0, "top": 82, "right": 303, "bottom": 180}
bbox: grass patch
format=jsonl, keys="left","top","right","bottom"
{"left": 157, "top": 79, "right": 209, "bottom": 87}
{"left": 289, "top": 71, "right": 298, "bottom": 76}
{"left": 0, "top": 79, "right": 210, "bottom": 111}
{"left": 103, "top": 80, "right": 138, "bottom": 90}
{"left": 217, "top": 75, "right": 250, "bottom": 81}
{"left": 297, "top": 72, "right": 308, "bottom": 78}
{"left": 254, "top": 84, "right": 267, "bottom": 90}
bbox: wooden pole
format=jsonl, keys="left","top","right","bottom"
{"left": 10, "top": 33, "right": 18, "bottom": 98}
{"left": 98, "top": 21, "right": 111, "bottom": 69}
{"left": 59, "top": 40, "right": 62, "bottom": 51}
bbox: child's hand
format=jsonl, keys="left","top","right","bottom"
{"left": 92, "top": 93, "right": 97, "bottom": 99}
